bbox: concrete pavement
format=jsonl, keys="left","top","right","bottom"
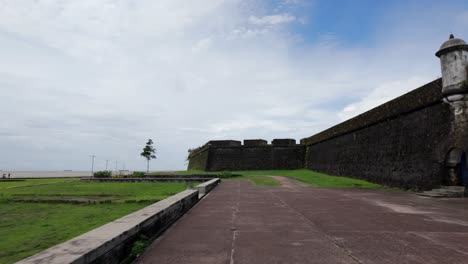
{"left": 138, "top": 178, "right": 468, "bottom": 264}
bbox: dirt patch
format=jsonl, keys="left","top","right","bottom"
{"left": 267, "top": 176, "right": 308, "bottom": 188}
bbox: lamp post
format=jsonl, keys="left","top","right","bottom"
{"left": 90, "top": 155, "right": 96, "bottom": 176}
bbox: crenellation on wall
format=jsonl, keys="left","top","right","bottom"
{"left": 208, "top": 140, "right": 242, "bottom": 147}
{"left": 188, "top": 139, "right": 305, "bottom": 171}
{"left": 272, "top": 139, "right": 297, "bottom": 146}
{"left": 244, "top": 139, "right": 268, "bottom": 146}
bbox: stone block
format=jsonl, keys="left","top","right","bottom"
{"left": 208, "top": 140, "right": 242, "bottom": 147}
{"left": 244, "top": 139, "right": 268, "bottom": 146}
{"left": 272, "top": 139, "right": 296, "bottom": 146}
{"left": 196, "top": 178, "right": 221, "bottom": 198}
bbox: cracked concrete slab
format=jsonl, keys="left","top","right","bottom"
{"left": 137, "top": 178, "right": 468, "bottom": 264}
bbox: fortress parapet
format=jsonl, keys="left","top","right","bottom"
{"left": 188, "top": 35, "right": 468, "bottom": 190}
{"left": 208, "top": 140, "right": 241, "bottom": 147}
{"left": 244, "top": 139, "right": 268, "bottom": 146}
{"left": 272, "top": 139, "right": 297, "bottom": 146}
{"left": 188, "top": 138, "right": 305, "bottom": 171}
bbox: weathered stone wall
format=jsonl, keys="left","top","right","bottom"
{"left": 187, "top": 146, "right": 210, "bottom": 171}
{"left": 188, "top": 78, "right": 468, "bottom": 189}
{"left": 207, "top": 145, "right": 305, "bottom": 171}
{"left": 187, "top": 140, "right": 305, "bottom": 171}
{"left": 303, "top": 79, "right": 464, "bottom": 190}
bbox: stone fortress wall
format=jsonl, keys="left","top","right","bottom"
{"left": 302, "top": 79, "right": 458, "bottom": 190}
{"left": 188, "top": 139, "right": 305, "bottom": 171}
{"left": 188, "top": 35, "right": 468, "bottom": 190}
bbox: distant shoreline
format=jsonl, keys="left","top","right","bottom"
{"left": 1, "top": 171, "right": 92, "bottom": 178}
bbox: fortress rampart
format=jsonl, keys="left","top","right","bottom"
{"left": 188, "top": 139, "right": 305, "bottom": 171}
{"left": 188, "top": 35, "right": 468, "bottom": 190}
{"left": 302, "top": 79, "right": 458, "bottom": 190}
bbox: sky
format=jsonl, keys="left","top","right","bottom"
{"left": 1, "top": 0, "right": 468, "bottom": 171}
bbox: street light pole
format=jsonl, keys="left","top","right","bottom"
{"left": 105, "top": 160, "right": 109, "bottom": 171}
{"left": 90, "top": 155, "right": 96, "bottom": 176}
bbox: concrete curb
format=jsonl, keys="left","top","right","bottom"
{"left": 196, "top": 178, "right": 221, "bottom": 198}
{"left": 16, "top": 190, "right": 199, "bottom": 264}
{"left": 81, "top": 177, "right": 210, "bottom": 183}
{"left": 143, "top": 174, "right": 216, "bottom": 178}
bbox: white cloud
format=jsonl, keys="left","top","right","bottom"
{"left": 338, "top": 77, "right": 431, "bottom": 121}
{"left": 248, "top": 14, "right": 296, "bottom": 25}
{"left": 0, "top": 0, "right": 464, "bottom": 171}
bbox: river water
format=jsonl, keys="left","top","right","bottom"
{"left": 0, "top": 171, "right": 92, "bottom": 178}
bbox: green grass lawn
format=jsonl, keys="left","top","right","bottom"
{"left": 234, "top": 170, "right": 381, "bottom": 189}
{"left": 148, "top": 170, "right": 219, "bottom": 175}
{"left": 239, "top": 169, "right": 382, "bottom": 189}
{"left": 0, "top": 178, "right": 191, "bottom": 264}
{"left": 0, "top": 178, "right": 77, "bottom": 189}
{"left": 148, "top": 170, "right": 280, "bottom": 186}
{"left": 229, "top": 175, "right": 281, "bottom": 186}
{"left": 165, "top": 169, "right": 381, "bottom": 188}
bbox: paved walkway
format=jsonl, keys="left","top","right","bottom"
{"left": 138, "top": 178, "right": 468, "bottom": 264}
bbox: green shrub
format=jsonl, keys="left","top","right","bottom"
{"left": 130, "top": 171, "right": 146, "bottom": 178}
{"left": 130, "top": 235, "right": 149, "bottom": 258}
{"left": 93, "top": 171, "right": 112, "bottom": 178}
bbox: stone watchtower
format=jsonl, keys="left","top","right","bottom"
{"left": 436, "top": 35, "right": 468, "bottom": 187}
{"left": 436, "top": 34, "right": 468, "bottom": 113}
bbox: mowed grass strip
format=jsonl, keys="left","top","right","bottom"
{"left": 148, "top": 170, "right": 218, "bottom": 175}
{"left": 0, "top": 178, "right": 78, "bottom": 189}
{"left": 173, "top": 169, "right": 381, "bottom": 188}
{"left": 0, "top": 179, "right": 191, "bottom": 264}
{"left": 149, "top": 170, "right": 280, "bottom": 186}
{"left": 235, "top": 170, "right": 381, "bottom": 188}
{"left": 228, "top": 175, "right": 281, "bottom": 186}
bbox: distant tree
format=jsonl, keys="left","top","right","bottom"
{"left": 140, "top": 139, "right": 157, "bottom": 173}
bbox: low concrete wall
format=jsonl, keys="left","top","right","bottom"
{"left": 81, "top": 177, "right": 209, "bottom": 183}
{"left": 143, "top": 174, "right": 216, "bottom": 178}
{"left": 17, "top": 190, "right": 199, "bottom": 264}
{"left": 196, "top": 178, "right": 220, "bottom": 198}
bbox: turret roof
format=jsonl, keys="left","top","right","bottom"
{"left": 436, "top": 34, "right": 468, "bottom": 57}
